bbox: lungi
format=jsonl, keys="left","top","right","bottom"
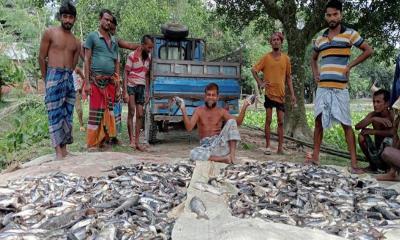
{"left": 190, "top": 119, "right": 241, "bottom": 161}
{"left": 44, "top": 67, "right": 76, "bottom": 147}
{"left": 314, "top": 87, "right": 352, "bottom": 129}
{"left": 87, "top": 74, "right": 117, "bottom": 147}
{"left": 365, "top": 135, "right": 392, "bottom": 171}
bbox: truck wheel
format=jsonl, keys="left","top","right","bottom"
{"left": 147, "top": 114, "right": 158, "bottom": 144}
{"left": 161, "top": 23, "right": 189, "bottom": 39}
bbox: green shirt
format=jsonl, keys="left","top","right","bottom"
{"left": 84, "top": 31, "right": 119, "bottom": 76}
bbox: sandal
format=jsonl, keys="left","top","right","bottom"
{"left": 264, "top": 147, "right": 272, "bottom": 155}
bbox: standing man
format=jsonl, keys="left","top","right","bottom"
{"left": 38, "top": 2, "right": 81, "bottom": 160}
{"left": 355, "top": 89, "right": 393, "bottom": 172}
{"left": 123, "top": 35, "right": 154, "bottom": 151}
{"left": 251, "top": 32, "right": 296, "bottom": 154}
{"left": 83, "top": 9, "right": 120, "bottom": 149}
{"left": 109, "top": 17, "right": 140, "bottom": 136}
{"left": 308, "top": 0, "right": 373, "bottom": 173}
{"left": 178, "top": 83, "right": 254, "bottom": 164}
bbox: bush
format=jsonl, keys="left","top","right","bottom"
{"left": 0, "top": 97, "right": 48, "bottom": 166}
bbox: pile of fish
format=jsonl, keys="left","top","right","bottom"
{"left": 220, "top": 161, "right": 400, "bottom": 240}
{"left": 0, "top": 162, "right": 194, "bottom": 240}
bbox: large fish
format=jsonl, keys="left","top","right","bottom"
{"left": 189, "top": 196, "right": 209, "bottom": 220}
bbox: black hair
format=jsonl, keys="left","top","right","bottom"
{"left": 325, "top": 0, "right": 342, "bottom": 12}
{"left": 59, "top": 1, "right": 76, "bottom": 17}
{"left": 141, "top": 35, "right": 154, "bottom": 44}
{"left": 111, "top": 16, "right": 118, "bottom": 26}
{"left": 99, "top": 9, "right": 113, "bottom": 19}
{"left": 374, "top": 89, "right": 390, "bottom": 102}
{"left": 205, "top": 83, "right": 219, "bottom": 95}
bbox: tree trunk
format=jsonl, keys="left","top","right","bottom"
{"left": 283, "top": 40, "right": 312, "bottom": 140}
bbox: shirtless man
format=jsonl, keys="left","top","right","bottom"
{"left": 355, "top": 89, "right": 393, "bottom": 172}
{"left": 377, "top": 114, "right": 400, "bottom": 181}
{"left": 178, "top": 83, "right": 253, "bottom": 163}
{"left": 38, "top": 2, "right": 81, "bottom": 160}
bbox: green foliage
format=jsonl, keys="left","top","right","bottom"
{"left": 0, "top": 56, "right": 25, "bottom": 101}
{"left": 0, "top": 1, "right": 52, "bottom": 89}
{"left": 0, "top": 97, "right": 48, "bottom": 165}
{"left": 244, "top": 106, "right": 370, "bottom": 155}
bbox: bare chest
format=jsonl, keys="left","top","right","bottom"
{"left": 49, "top": 31, "right": 77, "bottom": 52}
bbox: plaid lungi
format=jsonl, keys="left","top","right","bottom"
{"left": 190, "top": 119, "right": 241, "bottom": 161}
{"left": 87, "top": 74, "right": 117, "bottom": 147}
{"left": 44, "top": 67, "right": 76, "bottom": 147}
{"left": 365, "top": 135, "right": 392, "bottom": 171}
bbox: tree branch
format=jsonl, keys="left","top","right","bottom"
{"left": 260, "top": 0, "right": 283, "bottom": 22}
{"left": 301, "top": 0, "right": 327, "bottom": 43}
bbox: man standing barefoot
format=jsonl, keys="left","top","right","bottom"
{"left": 84, "top": 9, "right": 120, "bottom": 149}
{"left": 308, "top": 0, "right": 373, "bottom": 173}
{"left": 123, "top": 35, "right": 154, "bottom": 151}
{"left": 38, "top": 2, "right": 81, "bottom": 160}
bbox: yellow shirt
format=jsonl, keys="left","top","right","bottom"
{"left": 253, "top": 52, "right": 291, "bottom": 103}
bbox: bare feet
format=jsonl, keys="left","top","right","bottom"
{"left": 55, "top": 153, "right": 64, "bottom": 160}
{"left": 349, "top": 167, "right": 365, "bottom": 174}
{"left": 135, "top": 144, "right": 147, "bottom": 152}
{"left": 87, "top": 147, "right": 98, "bottom": 152}
{"left": 376, "top": 168, "right": 398, "bottom": 181}
{"left": 209, "top": 155, "right": 231, "bottom": 164}
{"left": 305, "top": 152, "right": 319, "bottom": 165}
{"left": 277, "top": 148, "right": 287, "bottom": 155}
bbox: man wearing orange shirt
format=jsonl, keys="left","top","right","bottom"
{"left": 252, "top": 32, "right": 296, "bottom": 154}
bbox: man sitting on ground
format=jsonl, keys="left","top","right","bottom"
{"left": 377, "top": 102, "right": 400, "bottom": 181}
{"left": 355, "top": 89, "right": 393, "bottom": 172}
{"left": 177, "top": 83, "right": 254, "bottom": 164}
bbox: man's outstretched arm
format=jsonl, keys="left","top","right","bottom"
{"left": 118, "top": 39, "right": 140, "bottom": 50}
{"left": 180, "top": 102, "right": 198, "bottom": 132}
{"left": 223, "top": 100, "right": 251, "bottom": 126}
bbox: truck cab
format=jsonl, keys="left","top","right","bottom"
{"left": 145, "top": 29, "right": 241, "bottom": 143}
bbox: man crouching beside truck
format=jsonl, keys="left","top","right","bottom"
{"left": 176, "top": 83, "right": 254, "bottom": 164}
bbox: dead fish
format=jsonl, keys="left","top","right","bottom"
{"left": 189, "top": 196, "right": 209, "bottom": 220}
{"left": 95, "top": 224, "right": 116, "bottom": 240}
{"left": 111, "top": 195, "right": 140, "bottom": 216}
{"left": 223, "top": 161, "right": 400, "bottom": 239}
{"left": 192, "top": 182, "right": 225, "bottom": 195}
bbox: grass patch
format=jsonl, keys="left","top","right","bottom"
{"left": 244, "top": 102, "right": 372, "bottom": 156}
{"left": 0, "top": 96, "right": 139, "bottom": 168}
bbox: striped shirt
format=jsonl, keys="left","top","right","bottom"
{"left": 125, "top": 48, "right": 151, "bottom": 86}
{"left": 313, "top": 25, "right": 364, "bottom": 89}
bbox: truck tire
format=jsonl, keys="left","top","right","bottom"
{"left": 147, "top": 114, "right": 158, "bottom": 144}
{"left": 161, "top": 23, "right": 189, "bottom": 39}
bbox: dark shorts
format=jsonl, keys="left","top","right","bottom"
{"left": 127, "top": 85, "right": 145, "bottom": 105}
{"left": 264, "top": 95, "right": 285, "bottom": 112}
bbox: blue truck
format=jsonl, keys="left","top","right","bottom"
{"left": 144, "top": 26, "right": 241, "bottom": 143}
